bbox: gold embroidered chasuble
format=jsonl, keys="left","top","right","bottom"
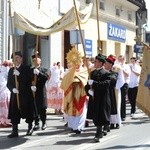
{"left": 60, "top": 67, "right": 88, "bottom": 116}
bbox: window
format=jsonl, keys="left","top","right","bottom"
{"left": 86, "top": 0, "right": 91, "bottom": 4}
{"left": 128, "top": 12, "right": 132, "bottom": 21}
{"left": 100, "top": 0, "right": 105, "bottom": 10}
{"left": 116, "top": 7, "right": 120, "bottom": 16}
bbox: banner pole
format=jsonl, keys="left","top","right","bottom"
{"left": 9, "top": 0, "right": 20, "bottom": 109}
{"left": 96, "top": 0, "right": 101, "bottom": 54}
{"left": 31, "top": 35, "right": 39, "bottom": 117}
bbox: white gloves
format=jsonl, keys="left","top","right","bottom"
{"left": 88, "top": 89, "right": 94, "bottom": 96}
{"left": 34, "top": 68, "right": 40, "bottom": 75}
{"left": 88, "top": 79, "right": 94, "bottom": 85}
{"left": 12, "top": 88, "right": 19, "bottom": 94}
{"left": 31, "top": 86, "right": 37, "bottom": 92}
{"left": 13, "top": 69, "right": 20, "bottom": 76}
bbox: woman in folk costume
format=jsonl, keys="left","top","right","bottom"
{"left": 60, "top": 48, "right": 88, "bottom": 134}
{"left": 45, "top": 62, "right": 64, "bottom": 112}
{"left": 0, "top": 61, "right": 11, "bottom": 127}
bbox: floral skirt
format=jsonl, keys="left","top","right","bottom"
{"left": 46, "top": 86, "right": 64, "bottom": 110}
{"left": 0, "top": 89, "right": 11, "bottom": 127}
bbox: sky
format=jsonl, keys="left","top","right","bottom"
{"left": 145, "top": 0, "right": 150, "bottom": 31}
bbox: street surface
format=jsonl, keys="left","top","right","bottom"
{"left": 1, "top": 103, "right": 150, "bottom": 150}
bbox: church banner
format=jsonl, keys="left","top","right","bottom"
{"left": 137, "top": 48, "right": 150, "bottom": 117}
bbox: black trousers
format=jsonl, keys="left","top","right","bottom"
{"left": 35, "top": 108, "right": 46, "bottom": 124}
{"left": 128, "top": 87, "right": 138, "bottom": 114}
{"left": 10, "top": 112, "right": 33, "bottom": 125}
{"left": 120, "top": 83, "right": 128, "bottom": 119}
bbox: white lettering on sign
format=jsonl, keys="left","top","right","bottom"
{"left": 108, "top": 23, "right": 126, "bottom": 41}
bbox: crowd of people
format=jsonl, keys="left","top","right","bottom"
{"left": 0, "top": 49, "right": 141, "bottom": 143}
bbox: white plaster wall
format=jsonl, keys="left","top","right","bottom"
{"left": 50, "top": 32, "right": 62, "bottom": 67}
{"left": 80, "top": 0, "right": 138, "bottom": 59}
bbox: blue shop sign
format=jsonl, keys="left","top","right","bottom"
{"left": 85, "top": 39, "right": 92, "bottom": 57}
{"left": 134, "top": 44, "right": 143, "bottom": 53}
{"left": 107, "top": 23, "right": 126, "bottom": 43}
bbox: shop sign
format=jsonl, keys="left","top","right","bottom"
{"left": 107, "top": 23, "right": 126, "bottom": 43}
{"left": 134, "top": 44, "right": 143, "bottom": 53}
{"left": 85, "top": 39, "right": 92, "bottom": 57}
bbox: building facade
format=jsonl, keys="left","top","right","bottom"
{"left": 79, "top": 0, "right": 139, "bottom": 63}
{"left": 0, "top": 0, "right": 147, "bottom": 68}
{"left": 0, "top": 0, "right": 9, "bottom": 64}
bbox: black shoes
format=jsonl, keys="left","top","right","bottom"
{"left": 71, "top": 129, "right": 81, "bottom": 134}
{"left": 26, "top": 123, "right": 34, "bottom": 136}
{"left": 93, "top": 133, "right": 103, "bottom": 142}
{"left": 93, "top": 136, "right": 100, "bottom": 142}
{"left": 64, "top": 123, "right": 68, "bottom": 127}
{"left": 26, "top": 128, "right": 33, "bottom": 136}
{"left": 33, "top": 124, "right": 40, "bottom": 131}
{"left": 116, "top": 124, "right": 120, "bottom": 129}
{"left": 85, "top": 120, "right": 89, "bottom": 127}
{"left": 33, "top": 123, "right": 47, "bottom": 130}
{"left": 110, "top": 124, "right": 120, "bottom": 129}
{"left": 7, "top": 131, "right": 18, "bottom": 138}
{"left": 107, "top": 126, "right": 110, "bottom": 132}
{"left": 7, "top": 124, "right": 18, "bottom": 138}
{"left": 41, "top": 123, "right": 47, "bottom": 130}
{"left": 103, "top": 125, "right": 110, "bottom": 136}
{"left": 72, "top": 129, "right": 81, "bottom": 134}
{"left": 110, "top": 124, "right": 115, "bottom": 129}
{"left": 121, "top": 118, "right": 125, "bottom": 121}
{"left": 103, "top": 130, "right": 107, "bottom": 136}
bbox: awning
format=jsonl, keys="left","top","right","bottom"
{"left": 13, "top": 3, "right": 93, "bottom": 35}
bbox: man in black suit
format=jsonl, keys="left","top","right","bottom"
{"left": 31, "top": 54, "right": 48, "bottom": 130}
{"left": 7, "top": 51, "right": 35, "bottom": 138}
{"left": 85, "top": 54, "right": 111, "bottom": 142}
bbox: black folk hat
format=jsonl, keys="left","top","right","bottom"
{"left": 31, "top": 54, "right": 40, "bottom": 59}
{"left": 95, "top": 53, "right": 106, "bottom": 63}
{"left": 11, "top": 51, "right": 23, "bottom": 59}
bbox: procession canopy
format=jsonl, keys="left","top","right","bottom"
{"left": 11, "top": 0, "right": 93, "bottom": 36}
{"left": 136, "top": 46, "right": 150, "bottom": 117}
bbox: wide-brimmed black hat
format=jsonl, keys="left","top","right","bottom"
{"left": 95, "top": 53, "right": 106, "bottom": 63}
{"left": 31, "top": 54, "right": 40, "bottom": 59}
{"left": 11, "top": 51, "right": 23, "bottom": 59}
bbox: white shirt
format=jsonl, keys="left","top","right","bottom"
{"left": 49, "top": 65, "right": 60, "bottom": 85}
{"left": 114, "top": 63, "right": 131, "bottom": 89}
{"left": 121, "top": 63, "right": 131, "bottom": 84}
{"left": 128, "top": 63, "right": 141, "bottom": 88}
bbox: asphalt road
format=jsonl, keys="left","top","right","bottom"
{"left": 1, "top": 104, "right": 150, "bottom": 150}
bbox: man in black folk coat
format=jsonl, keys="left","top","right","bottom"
{"left": 85, "top": 54, "right": 112, "bottom": 142}
{"left": 104, "top": 55, "right": 120, "bottom": 129}
{"left": 7, "top": 51, "right": 35, "bottom": 138}
{"left": 31, "top": 55, "right": 48, "bottom": 130}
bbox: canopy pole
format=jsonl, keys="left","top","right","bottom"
{"left": 31, "top": 0, "right": 42, "bottom": 117}
{"left": 73, "top": 0, "right": 90, "bottom": 76}
{"left": 9, "top": 0, "right": 20, "bottom": 109}
{"left": 96, "top": 0, "right": 101, "bottom": 54}
{"left": 32, "top": 35, "right": 39, "bottom": 117}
